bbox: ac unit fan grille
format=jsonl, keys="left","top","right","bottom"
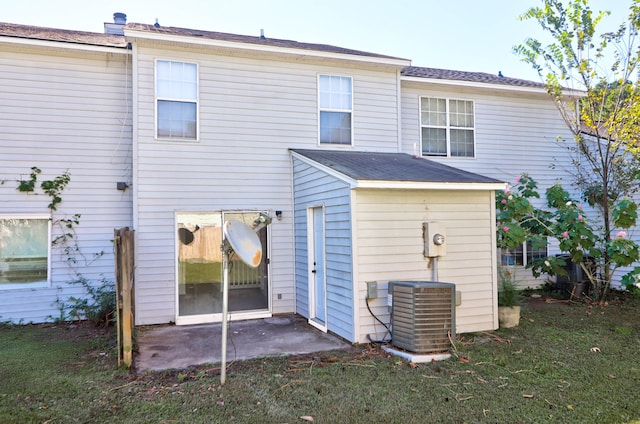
{"left": 390, "top": 282, "right": 455, "bottom": 354}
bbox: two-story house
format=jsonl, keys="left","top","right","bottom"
{"left": 0, "top": 14, "right": 576, "bottom": 344}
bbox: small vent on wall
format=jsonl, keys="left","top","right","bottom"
{"left": 389, "top": 281, "right": 455, "bottom": 354}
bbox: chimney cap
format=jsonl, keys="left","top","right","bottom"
{"left": 113, "top": 12, "right": 127, "bottom": 25}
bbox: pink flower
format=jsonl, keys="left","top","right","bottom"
{"left": 496, "top": 221, "right": 501, "bottom": 226}
{"left": 504, "top": 189, "right": 511, "bottom": 195}
{"left": 501, "top": 199, "right": 507, "bottom": 204}
{"left": 616, "top": 231, "right": 627, "bottom": 238}
{"left": 577, "top": 215, "right": 583, "bottom": 221}
{"left": 515, "top": 177, "right": 521, "bottom": 183}
{"left": 562, "top": 231, "right": 569, "bottom": 238}
{"left": 503, "top": 226, "right": 509, "bottom": 232}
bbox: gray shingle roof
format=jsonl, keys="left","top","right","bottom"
{"left": 0, "top": 22, "right": 128, "bottom": 48}
{"left": 0, "top": 22, "right": 546, "bottom": 89}
{"left": 125, "top": 23, "right": 407, "bottom": 61}
{"left": 291, "top": 149, "right": 503, "bottom": 184}
{"left": 402, "top": 66, "right": 546, "bottom": 89}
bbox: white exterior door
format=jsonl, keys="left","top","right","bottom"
{"left": 308, "top": 206, "right": 327, "bottom": 330}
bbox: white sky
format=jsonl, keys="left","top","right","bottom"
{"left": 0, "top": 0, "right": 633, "bottom": 81}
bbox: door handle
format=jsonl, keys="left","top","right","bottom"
{"left": 311, "top": 269, "right": 316, "bottom": 273}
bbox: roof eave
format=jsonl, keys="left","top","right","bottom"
{"left": 0, "top": 34, "right": 129, "bottom": 54}
{"left": 124, "top": 28, "right": 411, "bottom": 67}
{"left": 401, "top": 75, "right": 549, "bottom": 94}
{"left": 401, "top": 75, "right": 586, "bottom": 97}
{"left": 355, "top": 180, "right": 508, "bottom": 190}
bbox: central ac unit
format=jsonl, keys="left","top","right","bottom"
{"left": 389, "top": 281, "right": 456, "bottom": 354}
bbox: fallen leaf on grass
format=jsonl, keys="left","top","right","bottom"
{"left": 523, "top": 394, "right": 534, "bottom": 398}
{"left": 458, "top": 357, "right": 469, "bottom": 363}
{"left": 590, "top": 347, "right": 601, "bottom": 352}
{"left": 300, "top": 416, "right": 315, "bottom": 422}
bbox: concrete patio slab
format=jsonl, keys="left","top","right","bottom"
{"left": 135, "top": 315, "right": 350, "bottom": 373}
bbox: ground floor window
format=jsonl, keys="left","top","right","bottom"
{"left": 176, "top": 211, "right": 269, "bottom": 318}
{"left": 0, "top": 215, "right": 50, "bottom": 287}
{"left": 501, "top": 239, "right": 548, "bottom": 266}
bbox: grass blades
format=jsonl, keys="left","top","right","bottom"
{"left": 1, "top": 294, "right": 639, "bottom": 423}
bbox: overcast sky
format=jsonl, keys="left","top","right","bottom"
{"left": 1, "top": 0, "right": 633, "bottom": 81}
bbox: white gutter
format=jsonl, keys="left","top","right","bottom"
{"left": 401, "top": 75, "right": 585, "bottom": 97}
{"left": 0, "top": 36, "right": 129, "bottom": 55}
{"left": 124, "top": 29, "right": 411, "bottom": 68}
{"left": 354, "top": 180, "right": 508, "bottom": 191}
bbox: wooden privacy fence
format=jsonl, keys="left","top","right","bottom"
{"left": 114, "top": 227, "right": 135, "bottom": 368}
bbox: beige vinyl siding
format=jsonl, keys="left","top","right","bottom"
{"left": 354, "top": 189, "right": 498, "bottom": 342}
{"left": 0, "top": 44, "right": 132, "bottom": 323}
{"left": 132, "top": 42, "right": 403, "bottom": 324}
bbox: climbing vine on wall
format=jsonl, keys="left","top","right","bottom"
{"left": 14, "top": 167, "right": 114, "bottom": 325}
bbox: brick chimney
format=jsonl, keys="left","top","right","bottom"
{"left": 104, "top": 12, "right": 126, "bottom": 35}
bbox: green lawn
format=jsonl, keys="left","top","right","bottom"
{"left": 180, "top": 260, "right": 259, "bottom": 284}
{"left": 1, "top": 294, "right": 640, "bottom": 423}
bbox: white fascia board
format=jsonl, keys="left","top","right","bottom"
{"left": 124, "top": 29, "right": 411, "bottom": 68}
{"left": 401, "top": 75, "right": 550, "bottom": 95}
{"left": 355, "top": 180, "right": 508, "bottom": 191}
{"left": 290, "top": 151, "right": 358, "bottom": 188}
{"left": 401, "top": 75, "right": 586, "bottom": 97}
{"left": 0, "top": 36, "right": 129, "bottom": 55}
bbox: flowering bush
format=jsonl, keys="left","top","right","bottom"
{"left": 496, "top": 173, "right": 640, "bottom": 300}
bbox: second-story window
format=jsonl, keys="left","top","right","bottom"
{"left": 420, "top": 97, "right": 474, "bottom": 157}
{"left": 156, "top": 60, "right": 198, "bottom": 140}
{"left": 319, "top": 75, "right": 352, "bottom": 145}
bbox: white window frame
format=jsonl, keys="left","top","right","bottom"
{"left": 419, "top": 97, "right": 475, "bottom": 158}
{"left": 155, "top": 59, "right": 199, "bottom": 141}
{"left": 0, "top": 214, "right": 51, "bottom": 290}
{"left": 318, "top": 74, "right": 353, "bottom": 146}
{"left": 500, "top": 239, "right": 548, "bottom": 267}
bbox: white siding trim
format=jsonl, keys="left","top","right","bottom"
{"left": 396, "top": 69, "right": 402, "bottom": 153}
{"left": 355, "top": 181, "right": 507, "bottom": 190}
{"left": 350, "top": 190, "right": 360, "bottom": 339}
{"left": 490, "top": 190, "right": 499, "bottom": 329}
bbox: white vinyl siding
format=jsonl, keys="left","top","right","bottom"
{"left": 133, "top": 43, "right": 402, "bottom": 325}
{"left": 0, "top": 44, "right": 133, "bottom": 323}
{"left": 355, "top": 189, "right": 498, "bottom": 342}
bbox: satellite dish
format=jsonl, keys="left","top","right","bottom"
{"left": 178, "top": 228, "right": 194, "bottom": 245}
{"left": 223, "top": 220, "right": 262, "bottom": 268}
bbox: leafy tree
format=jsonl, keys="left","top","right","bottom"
{"left": 497, "top": 174, "right": 640, "bottom": 301}
{"left": 512, "top": 0, "right": 640, "bottom": 300}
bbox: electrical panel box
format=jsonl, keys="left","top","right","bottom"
{"left": 423, "top": 222, "right": 446, "bottom": 257}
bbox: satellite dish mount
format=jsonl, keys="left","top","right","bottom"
{"left": 219, "top": 213, "right": 272, "bottom": 384}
